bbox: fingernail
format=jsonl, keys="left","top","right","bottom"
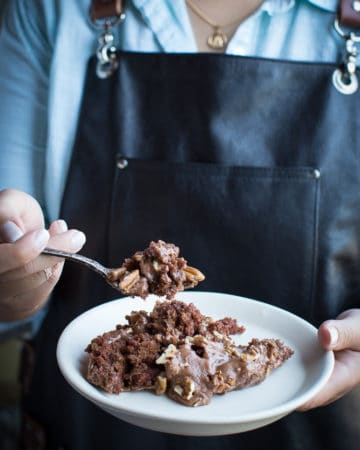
{"left": 34, "top": 229, "right": 50, "bottom": 249}
{"left": 0, "top": 220, "right": 24, "bottom": 242}
{"left": 70, "top": 231, "right": 86, "bottom": 251}
{"left": 328, "top": 326, "right": 339, "bottom": 347}
{"left": 55, "top": 220, "right": 68, "bottom": 233}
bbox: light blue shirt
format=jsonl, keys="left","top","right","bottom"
{"left": 0, "top": 0, "right": 344, "bottom": 222}
{"left": 0, "top": 0, "right": 350, "bottom": 334}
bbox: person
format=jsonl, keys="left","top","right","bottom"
{"left": 0, "top": 0, "right": 360, "bottom": 449}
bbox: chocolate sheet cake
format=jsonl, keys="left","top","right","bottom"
{"left": 85, "top": 300, "right": 293, "bottom": 406}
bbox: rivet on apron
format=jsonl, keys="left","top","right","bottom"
{"left": 88, "top": 7, "right": 126, "bottom": 79}
{"left": 311, "top": 169, "right": 321, "bottom": 179}
{"left": 332, "top": 68, "right": 358, "bottom": 94}
{"left": 96, "top": 31, "right": 119, "bottom": 79}
{"left": 116, "top": 156, "right": 128, "bottom": 169}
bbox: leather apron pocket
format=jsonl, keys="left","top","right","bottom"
{"left": 108, "top": 158, "right": 320, "bottom": 321}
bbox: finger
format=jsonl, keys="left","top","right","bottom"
{"left": 318, "top": 309, "right": 360, "bottom": 352}
{"left": 1, "top": 220, "right": 69, "bottom": 243}
{"left": 0, "top": 189, "right": 44, "bottom": 239}
{"left": 0, "top": 228, "right": 50, "bottom": 273}
{"left": 47, "top": 227, "right": 86, "bottom": 253}
{"left": 298, "top": 349, "right": 360, "bottom": 411}
{"left": 49, "top": 219, "right": 68, "bottom": 236}
{"left": 1, "top": 228, "right": 86, "bottom": 281}
{"left": 0, "top": 262, "right": 63, "bottom": 297}
{"left": 0, "top": 263, "right": 64, "bottom": 321}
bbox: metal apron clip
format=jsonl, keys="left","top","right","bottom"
{"left": 332, "top": 18, "right": 360, "bottom": 94}
{"left": 89, "top": 4, "right": 125, "bottom": 79}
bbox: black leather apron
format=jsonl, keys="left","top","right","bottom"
{"left": 22, "top": 49, "right": 360, "bottom": 449}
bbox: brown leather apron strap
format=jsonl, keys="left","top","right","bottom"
{"left": 90, "top": 0, "right": 124, "bottom": 21}
{"left": 338, "top": 0, "right": 360, "bottom": 28}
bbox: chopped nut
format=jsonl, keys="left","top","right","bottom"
{"left": 156, "top": 344, "right": 177, "bottom": 365}
{"left": 213, "top": 330, "right": 224, "bottom": 340}
{"left": 183, "top": 377, "right": 195, "bottom": 400}
{"left": 213, "top": 371, "right": 228, "bottom": 393}
{"left": 107, "top": 267, "right": 126, "bottom": 282}
{"left": 119, "top": 270, "right": 140, "bottom": 292}
{"left": 155, "top": 354, "right": 167, "bottom": 365}
{"left": 155, "top": 376, "right": 167, "bottom": 395}
{"left": 184, "top": 265, "right": 205, "bottom": 280}
{"left": 226, "top": 376, "right": 235, "bottom": 386}
{"left": 174, "top": 385, "right": 183, "bottom": 396}
{"left": 193, "top": 335, "right": 208, "bottom": 345}
{"left": 269, "top": 349, "right": 279, "bottom": 361}
{"left": 215, "top": 370, "right": 224, "bottom": 382}
{"left": 241, "top": 351, "right": 258, "bottom": 361}
{"left": 183, "top": 266, "right": 205, "bottom": 288}
{"left": 225, "top": 346, "right": 241, "bottom": 357}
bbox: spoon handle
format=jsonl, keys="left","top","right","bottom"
{"left": 42, "top": 247, "right": 109, "bottom": 278}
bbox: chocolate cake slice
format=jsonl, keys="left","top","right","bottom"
{"left": 85, "top": 299, "right": 293, "bottom": 406}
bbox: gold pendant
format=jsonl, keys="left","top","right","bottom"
{"left": 207, "top": 29, "right": 228, "bottom": 50}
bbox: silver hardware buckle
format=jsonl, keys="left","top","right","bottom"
{"left": 332, "top": 18, "right": 360, "bottom": 95}
{"left": 89, "top": 12, "right": 125, "bottom": 79}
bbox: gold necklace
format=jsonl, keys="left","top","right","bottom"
{"left": 186, "top": 0, "right": 242, "bottom": 50}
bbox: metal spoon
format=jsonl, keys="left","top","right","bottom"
{"left": 42, "top": 246, "right": 205, "bottom": 296}
{"left": 42, "top": 247, "right": 122, "bottom": 291}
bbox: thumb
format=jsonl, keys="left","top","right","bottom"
{"left": 318, "top": 309, "right": 360, "bottom": 352}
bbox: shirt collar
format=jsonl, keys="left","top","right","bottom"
{"left": 261, "top": 0, "right": 296, "bottom": 15}
{"left": 130, "top": 0, "right": 338, "bottom": 53}
{"left": 131, "top": 0, "right": 197, "bottom": 51}
{"left": 262, "top": 0, "right": 337, "bottom": 14}
{"left": 305, "top": 0, "right": 338, "bottom": 12}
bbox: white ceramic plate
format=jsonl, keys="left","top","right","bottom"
{"left": 57, "top": 291, "right": 334, "bottom": 436}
